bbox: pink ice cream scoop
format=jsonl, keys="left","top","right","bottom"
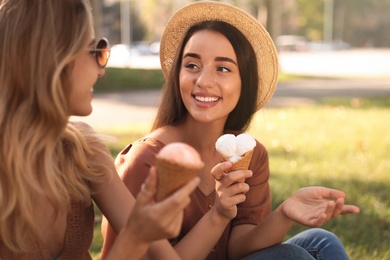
{"left": 155, "top": 142, "right": 204, "bottom": 201}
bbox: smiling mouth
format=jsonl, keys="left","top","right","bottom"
{"left": 194, "top": 95, "right": 220, "bottom": 102}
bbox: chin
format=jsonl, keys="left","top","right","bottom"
{"left": 72, "top": 108, "right": 93, "bottom": 117}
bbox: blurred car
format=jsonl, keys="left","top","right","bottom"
{"left": 107, "top": 43, "right": 160, "bottom": 68}
{"left": 276, "top": 35, "right": 308, "bottom": 52}
{"left": 307, "top": 40, "right": 350, "bottom": 51}
{"left": 149, "top": 41, "right": 160, "bottom": 55}
{"left": 131, "top": 41, "right": 153, "bottom": 55}
{"left": 131, "top": 41, "right": 160, "bottom": 55}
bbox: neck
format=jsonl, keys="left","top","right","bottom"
{"left": 177, "top": 119, "right": 224, "bottom": 155}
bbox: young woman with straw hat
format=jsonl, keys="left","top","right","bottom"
{"left": 102, "top": 1, "right": 360, "bottom": 259}
{"left": 0, "top": 0, "right": 200, "bottom": 259}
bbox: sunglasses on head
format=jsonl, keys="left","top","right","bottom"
{"left": 89, "top": 38, "right": 110, "bottom": 68}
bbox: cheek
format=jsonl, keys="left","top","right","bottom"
{"left": 179, "top": 74, "right": 193, "bottom": 97}
{"left": 227, "top": 79, "right": 242, "bottom": 105}
{"left": 179, "top": 72, "right": 191, "bottom": 88}
{"left": 69, "top": 67, "right": 83, "bottom": 99}
{"left": 67, "top": 85, "right": 81, "bottom": 111}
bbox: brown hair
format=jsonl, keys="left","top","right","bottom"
{"left": 152, "top": 21, "right": 258, "bottom": 131}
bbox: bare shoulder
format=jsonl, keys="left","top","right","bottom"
{"left": 147, "top": 126, "right": 182, "bottom": 144}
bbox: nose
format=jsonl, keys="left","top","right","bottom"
{"left": 195, "top": 68, "right": 215, "bottom": 89}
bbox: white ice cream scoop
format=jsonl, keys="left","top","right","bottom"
{"left": 236, "top": 133, "right": 256, "bottom": 155}
{"left": 215, "top": 134, "right": 237, "bottom": 157}
{"left": 215, "top": 133, "right": 256, "bottom": 159}
{"left": 215, "top": 133, "right": 256, "bottom": 182}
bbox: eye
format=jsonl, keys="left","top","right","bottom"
{"left": 217, "top": 66, "right": 231, "bottom": 72}
{"left": 184, "top": 62, "right": 199, "bottom": 70}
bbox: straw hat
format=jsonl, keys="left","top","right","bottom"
{"left": 160, "top": 1, "right": 279, "bottom": 110}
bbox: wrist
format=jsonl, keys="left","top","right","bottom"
{"left": 275, "top": 203, "right": 294, "bottom": 225}
{"left": 209, "top": 206, "right": 232, "bottom": 226}
{"left": 108, "top": 228, "right": 150, "bottom": 260}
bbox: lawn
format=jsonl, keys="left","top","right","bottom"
{"left": 90, "top": 96, "right": 390, "bottom": 260}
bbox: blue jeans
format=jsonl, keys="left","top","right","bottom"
{"left": 242, "top": 228, "right": 349, "bottom": 260}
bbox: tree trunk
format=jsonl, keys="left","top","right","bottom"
{"left": 91, "top": 0, "right": 103, "bottom": 39}
{"left": 266, "top": 0, "right": 281, "bottom": 44}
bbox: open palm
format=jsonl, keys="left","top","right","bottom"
{"left": 281, "top": 186, "right": 360, "bottom": 227}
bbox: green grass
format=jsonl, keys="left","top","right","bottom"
{"left": 94, "top": 67, "right": 165, "bottom": 92}
{"left": 90, "top": 96, "right": 390, "bottom": 260}
{"left": 92, "top": 68, "right": 306, "bottom": 93}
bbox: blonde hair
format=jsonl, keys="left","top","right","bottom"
{"left": 0, "top": 0, "right": 106, "bottom": 252}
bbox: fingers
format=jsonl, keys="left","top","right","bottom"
{"left": 212, "top": 167, "right": 252, "bottom": 185}
{"left": 317, "top": 187, "right": 346, "bottom": 200}
{"left": 340, "top": 205, "right": 361, "bottom": 215}
{"left": 317, "top": 198, "right": 360, "bottom": 226}
{"left": 309, "top": 200, "right": 336, "bottom": 226}
{"left": 317, "top": 187, "right": 360, "bottom": 216}
{"left": 223, "top": 170, "right": 252, "bottom": 185}
{"left": 331, "top": 197, "right": 345, "bottom": 218}
{"left": 136, "top": 167, "right": 157, "bottom": 204}
{"left": 211, "top": 161, "right": 232, "bottom": 181}
{"left": 322, "top": 200, "right": 336, "bottom": 222}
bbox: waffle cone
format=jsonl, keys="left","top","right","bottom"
{"left": 155, "top": 157, "right": 203, "bottom": 202}
{"left": 222, "top": 149, "right": 254, "bottom": 182}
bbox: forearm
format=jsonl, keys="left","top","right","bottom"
{"left": 174, "top": 208, "right": 230, "bottom": 260}
{"left": 228, "top": 206, "right": 293, "bottom": 260}
{"left": 143, "top": 240, "right": 181, "bottom": 260}
{"left": 105, "top": 227, "right": 150, "bottom": 260}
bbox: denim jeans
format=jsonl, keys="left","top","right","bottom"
{"left": 242, "top": 228, "right": 349, "bottom": 260}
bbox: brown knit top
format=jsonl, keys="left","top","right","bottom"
{"left": 0, "top": 201, "right": 94, "bottom": 260}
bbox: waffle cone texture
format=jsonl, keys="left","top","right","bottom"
{"left": 222, "top": 149, "right": 254, "bottom": 183}
{"left": 155, "top": 157, "right": 203, "bottom": 202}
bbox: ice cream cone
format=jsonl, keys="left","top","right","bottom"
{"left": 155, "top": 157, "right": 203, "bottom": 202}
{"left": 222, "top": 149, "right": 254, "bottom": 182}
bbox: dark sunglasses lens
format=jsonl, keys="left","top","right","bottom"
{"left": 96, "top": 39, "right": 109, "bottom": 67}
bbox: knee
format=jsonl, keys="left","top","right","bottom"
{"left": 295, "top": 228, "right": 345, "bottom": 250}
{"left": 277, "top": 243, "right": 312, "bottom": 256}
{"left": 242, "top": 243, "right": 314, "bottom": 260}
{"left": 304, "top": 228, "right": 341, "bottom": 243}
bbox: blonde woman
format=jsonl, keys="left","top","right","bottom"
{"left": 0, "top": 0, "right": 198, "bottom": 259}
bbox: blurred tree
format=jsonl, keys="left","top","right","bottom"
{"left": 90, "top": 0, "right": 103, "bottom": 39}
{"left": 98, "top": 0, "right": 390, "bottom": 48}
{"left": 137, "top": 0, "right": 189, "bottom": 41}
{"left": 265, "top": 0, "right": 281, "bottom": 41}
{"left": 295, "top": 0, "right": 324, "bottom": 41}
{"left": 282, "top": 0, "right": 390, "bottom": 47}
{"left": 100, "top": 1, "right": 147, "bottom": 45}
{"left": 338, "top": 0, "right": 390, "bottom": 47}
{"left": 243, "top": 0, "right": 280, "bottom": 41}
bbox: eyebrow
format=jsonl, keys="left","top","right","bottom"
{"left": 215, "top": 56, "right": 237, "bottom": 66}
{"left": 183, "top": 53, "right": 238, "bottom": 66}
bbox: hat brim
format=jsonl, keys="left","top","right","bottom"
{"left": 160, "top": 1, "right": 279, "bottom": 110}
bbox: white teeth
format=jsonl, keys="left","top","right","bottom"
{"left": 90, "top": 88, "right": 94, "bottom": 93}
{"left": 195, "top": 96, "right": 219, "bottom": 102}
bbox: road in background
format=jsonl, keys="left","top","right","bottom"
{"left": 279, "top": 49, "right": 390, "bottom": 78}
{"left": 72, "top": 49, "right": 390, "bottom": 128}
{"left": 108, "top": 48, "right": 390, "bottom": 79}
